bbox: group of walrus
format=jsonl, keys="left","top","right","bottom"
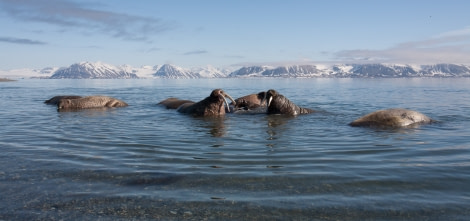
{"left": 45, "top": 89, "right": 434, "bottom": 128}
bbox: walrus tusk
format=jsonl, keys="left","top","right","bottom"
{"left": 261, "top": 92, "right": 267, "bottom": 106}
{"left": 267, "top": 96, "right": 273, "bottom": 107}
{"left": 220, "top": 92, "right": 236, "bottom": 113}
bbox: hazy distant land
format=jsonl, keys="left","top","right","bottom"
{"left": 0, "top": 78, "right": 15, "bottom": 82}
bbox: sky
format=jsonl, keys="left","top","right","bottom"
{"left": 1, "top": 0, "right": 470, "bottom": 70}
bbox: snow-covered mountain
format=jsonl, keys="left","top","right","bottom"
{"left": 2, "top": 62, "right": 470, "bottom": 79}
{"left": 49, "top": 61, "right": 139, "bottom": 79}
{"left": 228, "top": 64, "right": 470, "bottom": 78}
{"left": 191, "top": 65, "right": 230, "bottom": 78}
{"left": 261, "top": 65, "right": 322, "bottom": 77}
{"left": 121, "top": 65, "right": 159, "bottom": 79}
{"left": 0, "top": 67, "right": 58, "bottom": 79}
{"left": 153, "top": 64, "right": 200, "bottom": 79}
{"left": 151, "top": 64, "right": 230, "bottom": 78}
{"left": 228, "top": 66, "right": 272, "bottom": 77}
{"left": 419, "top": 64, "right": 470, "bottom": 77}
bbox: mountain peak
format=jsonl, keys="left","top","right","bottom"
{"left": 49, "top": 61, "right": 139, "bottom": 79}
{"left": 153, "top": 64, "right": 199, "bottom": 79}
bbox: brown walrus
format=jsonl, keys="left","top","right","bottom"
{"left": 45, "top": 95, "right": 82, "bottom": 105}
{"left": 265, "top": 89, "right": 314, "bottom": 115}
{"left": 157, "top": 97, "right": 195, "bottom": 109}
{"left": 232, "top": 91, "right": 267, "bottom": 110}
{"left": 57, "top": 95, "right": 128, "bottom": 110}
{"left": 177, "top": 89, "right": 236, "bottom": 117}
{"left": 349, "top": 108, "right": 433, "bottom": 128}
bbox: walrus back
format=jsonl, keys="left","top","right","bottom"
{"left": 158, "top": 98, "right": 194, "bottom": 109}
{"left": 177, "top": 96, "right": 225, "bottom": 117}
{"left": 58, "top": 95, "right": 128, "bottom": 110}
{"left": 349, "top": 108, "right": 432, "bottom": 127}
{"left": 45, "top": 95, "right": 82, "bottom": 105}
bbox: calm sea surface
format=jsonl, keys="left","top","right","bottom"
{"left": 1, "top": 78, "right": 469, "bottom": 220}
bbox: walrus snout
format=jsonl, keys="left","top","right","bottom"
{"left": 57, "top": 99, "right": 71, "bottom": 110}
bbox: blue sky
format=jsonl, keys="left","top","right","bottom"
{"left": 1, "top": 0, "right": 469, "bottom": 70}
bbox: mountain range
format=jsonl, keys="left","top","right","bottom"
{"left": 1, "top": 61, "right": 470, "bottom": 79}
{"left": 229, "top": 64, "right": 470, "bottom": 78}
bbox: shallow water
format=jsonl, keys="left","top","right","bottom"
{"left": 1, "top": 78, "right": 470, "bottom": 220}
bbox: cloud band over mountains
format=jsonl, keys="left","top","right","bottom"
{"left": 334, "top": 26, "right": 470, "bottom": 64}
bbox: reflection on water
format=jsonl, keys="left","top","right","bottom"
{"left": 200, "top": 116, "right": 226, "bottom": 138}
{"left": 265, "top": 115, "right": 294, "bottom": 148}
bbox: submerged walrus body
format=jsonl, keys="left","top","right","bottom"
{"left": 349, "top": 108, "right": 433, "bottom": 128}
{"left": 57, "top": 95, "right": 128, "bottom": 110}
{"left": 157, "top": 97, "right": 195, "bottom": 109}
{"left": 45, "top": 95, "right": 82, "bottom": 105}
{"left": 265, "top": 89, "right": 314, "bottom": 115}
{"left": 177, "top": 89, "right": 236, "bottom": 117}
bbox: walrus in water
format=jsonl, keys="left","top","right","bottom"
{"left": 265, "top": 89, "right": 314, "bottom": 115}
{"left": 45, "top": 95, "right": 82, "bottom": 105}
{"left": 57, "top": 95, "right": 128, "bottom": 110}
{"left": 232, "top": 91, "right": 267, "bottom": 110}
{"left": 177, "top": 89, "right": 236, "bottom": 117}
{"left": 349, "top": 108, "right": 433, "bottom": 128}
{"left": 157, "top": 97, "right": 195, "bottom": 109}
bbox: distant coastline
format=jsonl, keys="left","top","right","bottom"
{"left": 2, "top": 62, "right": 470, "bottom": 79}
{"left": 0, "top": 78, "right": 15, "bottom": 82}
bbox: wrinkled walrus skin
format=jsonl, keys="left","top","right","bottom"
{"left": 349, "top": 108, "right": 433, "bottom": 128}
{"left": 57, "top": 95, "right": 128, "bottom": 110}
{"left": 232, "top": 91, "right": 267, "bottom": 110}
{"left": 265, "top": 89, "right": 314, "bottom": 115}
{"left": 157, "top": 97, "right": 195, "bottom": 109}
{"left": 44, "top": 95, "right": 82, "bottom": 105}
{"left": 177, "top": 89, "right": 236, "bottom": 117}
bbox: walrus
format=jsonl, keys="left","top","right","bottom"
{"left": 232, "top": 91, "right": 267, "bottom": 110}
{"left": 157, "top": 97, "right": 195, "bottom": 109}
{"left": 57, "top": 95, "right": 128, "bottom": 110}
{"left": 177, "top": 89, "right": 236, "bottom": 117}
{"left": 349, "top": 108, "right": 433, "bottom": 128}
{"left": 265, "top": 89, "right": 314, "bottom": 115}
{"left": 45, "top": 95, "right": 82, "bottom": 105}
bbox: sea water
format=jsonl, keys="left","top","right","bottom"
{"left": 1, "top": 78, "right": 469, "bottom": 220}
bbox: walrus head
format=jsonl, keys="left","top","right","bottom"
{"left": 265, "top": 89, "right": 279, "bottom": 108}
{"left": 57, "top": 99, "right": 73, "bottom": 110}
{"left": 211, "top": 89, "right": 236, "bottom": 113}
{"left": 233, "top": 91, "right": 267, "bottom": 110}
